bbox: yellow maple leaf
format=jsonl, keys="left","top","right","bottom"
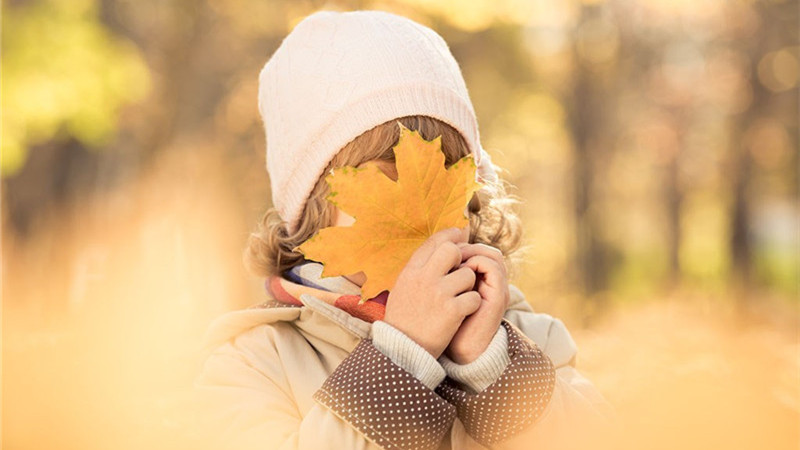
{"left": 296, "top": 122, "right": 483, "bottom": 301}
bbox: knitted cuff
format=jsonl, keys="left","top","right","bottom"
{"left": 370, "top": 321, "right": 447, "bottom": 390}
{"left": 438, "top": 326, "right": 510, "bottom": 393}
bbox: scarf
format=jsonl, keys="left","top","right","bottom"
{"left": 266, "top": 262, "right": 388, "bottom": 323}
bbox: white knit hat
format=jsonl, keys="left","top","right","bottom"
{"left": 257, "top": 10, "right": 497, "bottom": 233}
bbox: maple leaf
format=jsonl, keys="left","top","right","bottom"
{"left": 296, "top": 122, "right": 483, "bottom": 301}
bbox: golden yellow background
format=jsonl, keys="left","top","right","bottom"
{"left": 3, "top": 0, "right": 798, "bottom": 449}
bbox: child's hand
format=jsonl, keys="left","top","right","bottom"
{"left": 444, "top": 243, "right": 510, "bottom": 364}
{"left": 383, "top": 227, "right": 482, "bottom": 358}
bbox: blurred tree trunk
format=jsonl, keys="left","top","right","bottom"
{"left": 729, "top": 1, "right": 776, "bottom": 293}
{"left": 665, "top": 126, "right": 682, "bottom": 286}
{"left": 568, "top": 5, "right": 613, "bottom": 300}
{"left": 730, "top": 136, "right": 753, "bottom": 291}
{"left": 101, "top": 0, "right": 210, "bottom": 164}
{"left": 571, "top": 84, "right": 608, "bottom": 297}
{"left": 665, "top": 110, "right": 689, "bottom": 288}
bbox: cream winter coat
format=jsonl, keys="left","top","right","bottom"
{"left": 194, "top": 283, "right": 613, "bottom": 449}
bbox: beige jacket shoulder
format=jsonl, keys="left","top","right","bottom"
{"left": 194, "top": 285, "right": 613, "bottom": 449}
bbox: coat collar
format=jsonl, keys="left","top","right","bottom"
{"left": 201, "top": 281, "right": 374, "bottom": 355}
{"left": 294, "top": 294, "right": 370, "bottom": 353}
{"left": 202, "top": 267, "right": 534, "bottom": 356}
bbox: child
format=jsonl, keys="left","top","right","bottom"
{"left": 195, "top": 10, "right": 613, "bottom": 450}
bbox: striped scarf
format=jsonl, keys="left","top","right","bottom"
{"left": 265, "top": 262, "right": 388, "bottom": 323}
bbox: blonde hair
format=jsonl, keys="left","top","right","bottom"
{"left": 245, "top": 116, "right": 524, "bottom": 279}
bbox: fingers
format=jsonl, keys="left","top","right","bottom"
{"left": 460, "top": 254, "right": 509, "bottom": 313}
{"left": 407, "top": 227, "right": 466, "bottom": 268}
{"left": 457, "top": 243, "right": 507, "bottom": 276}
{"left": 441, "top": 266, "right": 476, "bottom": 296}
{"left": 420, "top": 228, "right": 468, "bottom": 275}
{"left": 426, "top": 242, "right": 462, "bottom": 275}
{"left": 460, "top": 254, "right": 505, "bottom": 288}
{"left": 452, "top": 290, "right": 482, "bottom": 317}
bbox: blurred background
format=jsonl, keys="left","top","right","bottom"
{"left": 2, "top": 0, "right": 798, "bottom": 448}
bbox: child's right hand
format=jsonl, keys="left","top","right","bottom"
{"left": 383, "top": 227, "right": 481, "bottom": 358}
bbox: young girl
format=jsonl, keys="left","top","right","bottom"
{"left": 195, "top": 10, "right": 613, "bottom": 450}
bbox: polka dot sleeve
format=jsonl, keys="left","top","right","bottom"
{"left": 312, "top": 338, "right": 457, "bottom": 450}
{"left": 435, "top": 319, "right": 556, "bottom": 447}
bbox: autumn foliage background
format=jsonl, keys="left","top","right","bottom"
{"left": 2, "top": 0, "right": 798, "bottom": 449}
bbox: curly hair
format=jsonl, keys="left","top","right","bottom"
{"left": 244, "top": 115, "right": 524, "bottom": 280}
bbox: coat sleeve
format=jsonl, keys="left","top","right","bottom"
{"left": 436, "top": 319, "right": 615, "bottom": 450}
{"left": 194, "top": 326, "right": 457, "bottom": 450}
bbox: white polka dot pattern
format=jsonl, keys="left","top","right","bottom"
{"left": 313, "top": 339, "right": 457, "bottom": 450}
{"left": 435, "top": 320, "right": 556, "bottom": 447}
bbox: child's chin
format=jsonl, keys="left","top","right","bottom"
{"left": 343, "top": 272, "right": 367, "bottom": 287}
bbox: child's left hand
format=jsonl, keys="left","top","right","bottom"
{"left": 444, "top": 243, "right": 510, "bottom": 364}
